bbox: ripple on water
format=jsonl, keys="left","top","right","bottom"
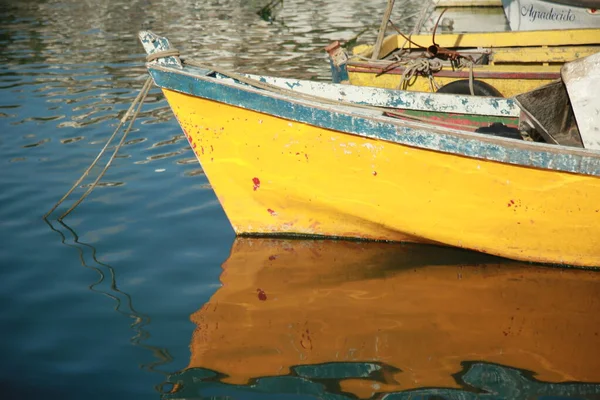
{"left": 0, "top": 1, "right": 535, "bottom": 399}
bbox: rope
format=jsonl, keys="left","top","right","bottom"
{"left": 45, "top": 76, "right": 153, "bottom": 220}
{"left": 146, "top": 49, "right": 180, "bottom": 62}
{"left": 45, "top": 44, "right": 476, "bottom": 220}
{"left": 456, "top": 57, "right": 475, "bottom": 96}
{"left": 398, "top": 58, "right": 442, "bottom": 91}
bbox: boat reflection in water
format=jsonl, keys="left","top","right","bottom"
{"left": 164, "top": 238, "right": 600, "bottom": 399}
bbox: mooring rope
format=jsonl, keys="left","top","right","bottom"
{"left": 45, "top": 45, "right": 478, "bottom": 220}
{"left": 45, "top": 76, "right": 153, "bottom": 220}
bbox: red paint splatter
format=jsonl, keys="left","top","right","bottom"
{"left": 201, "top": 146, "right": 204, "bottom": 154}
{"left": 267, "top": 208, "right": 276, "bottom": 216}
{"left": 252, "top": 177, "right": 260, "bottom": 191}
{"left": 268, "top": 255, "right": 277, "bottom": 261}
{"left": 257, "top": 288, "right": 267, "bottom": 301}
{"left": 300, "top": 328, "right": 313, "bottom": 349}
{"left": 508, "top": 199, "right": 515, "bottom": 207}
{"left": 373, "top": 171, "right": 377, "bottom": 176}
{"left": 192, "top": 142, "right": 197, "bottom": 149}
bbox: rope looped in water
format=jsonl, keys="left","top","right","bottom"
{"left": 45, "top": 76, "right": 154, "bottom": 220}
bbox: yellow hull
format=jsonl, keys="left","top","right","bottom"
{"left": 347, "top": 29, "right": 600, "bottom": 97}
{"left": 186, "top": 238, "right": 600, "bottom": 393}
{"left": 347, "top": 66, "right": 558, "bottom": 98}
{"left": 163, "top": 89, "right": 600, "bottom": 267}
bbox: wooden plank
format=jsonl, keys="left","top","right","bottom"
{"left": 562, "top": 52, "right": 600, "bottom": 150}
{"left": 243, "top": 74, "right": 519, "bottom": 117}
{"left": 434, "top": 0, "right": 502, "bottom": 6}
{"left": 354, "top": 29, "right": 600, "bottom": 59}
{"left": 490, "top": 45, "right": 600, "bottom": 63}
{"left": 397, "top": 29, "right": 600, "bottom": 49}
{"left": 372, "top": 0, "right": 395, "bottom": 60}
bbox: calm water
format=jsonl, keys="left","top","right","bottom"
{"left": 1, "top": 0, "right": 599, "bottom": 399}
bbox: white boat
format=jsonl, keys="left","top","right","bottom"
{"left": 501, "top": 0, "right": 600, "bottom": 30}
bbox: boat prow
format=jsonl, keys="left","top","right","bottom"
{"left": 139, "top": 30, "right": 600, "bottom": 267}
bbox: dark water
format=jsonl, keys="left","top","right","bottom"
{"left": 1, "top": 0, "right": 599, "bottom": 399}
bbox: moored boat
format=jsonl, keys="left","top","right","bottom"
{"left": 326, "top": 28, "right": 600, "bottom": 96}
{"left": 140, "top": 30, "right": 600, "bottom": 267}
{"left": 501, "top": 0, "right": 600, "bottom": 31}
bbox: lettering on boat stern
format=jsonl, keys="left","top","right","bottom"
{"left": 256, "top": 288, "right": 267, "bottom": 301}
{"left": 252, "top": 177, "right": 260, "bottom": 191}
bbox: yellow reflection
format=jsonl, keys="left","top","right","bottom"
{"left": 188, "top": 238, "right": 600, "bottom": 395}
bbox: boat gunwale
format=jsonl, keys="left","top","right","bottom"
{"left": 146, "top": 62, "right": 600, "bottom": 177}
{"left": 355, "top": 29, "right": 600, "bottom": 60}
{"left": 240, "top": 73, "right": 519, "bottom": 117}
{"left": 346, "top": 63, "right": 562, "bottom": 80}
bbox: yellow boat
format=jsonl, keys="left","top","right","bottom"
{"left": 139, "top": 31, "right": 600, "bottom": 267}
{"left": 164, "top": 238, "right": 600, "bottom": 398}
{"left": 326, "top": 27, "right": 600, "bottom": 97}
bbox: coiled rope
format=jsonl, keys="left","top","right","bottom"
{"left": 398, "top": 58, "right": 442, "bottom": 92}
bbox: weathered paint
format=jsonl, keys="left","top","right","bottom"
{"left": 346, "top": 64, "right": 561, "bottom": 97}
{"left": 187, "top": 238, "right": 600, "bottom": 390}
{"left": 236, "top": 73, "right": 519, "bottom": 117}
{"left": 489, "top": 45, "right": 600, "bottom": 63}
{"left": 343, "top": 29, "right": 600, "bottom": 97}
{"left": 502, "top": 0, "right": 600, "bottom": 31}
{"left": 148, "top": 65, "right": 600, "bottom": 177}
{"left": 139, "top": 31, "right": 182, "bottom": 68}
{"left": 360, "top": 29, "right": 600, "bottom": 60}
{"left": 562, "top": 52, "right": 600, "bottom": 150}
{"left": 328, "top": 59, "right": 349, "bottom": 84}
{"left": 140, "top": 31, "right": 600, "bottom": 266}
{"left": 347, "top": 63, "right": 562, "bottom": 80}
{"left": 435, "top": 0, "right": 502, "bottom": 5}
{"left": 160, "top": 86, "right": 600, "bottom": 266}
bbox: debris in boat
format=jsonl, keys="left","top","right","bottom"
{"left": 475, "top": 123, "right": 523, "bottom": 140}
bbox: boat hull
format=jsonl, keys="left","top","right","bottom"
{"left": 338, "top": 29, "right": 600, "bottom": 96}
{"left": 161, "top": 88, "right": 600, "bottom": 266}
{"left": 502, "top": 0, "right": 600, "bottom": 31}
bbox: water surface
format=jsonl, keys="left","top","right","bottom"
{"left": 0, "top": 0, "right": 598, "bottom": 399}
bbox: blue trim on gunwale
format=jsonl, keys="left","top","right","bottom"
{"left": 147, "top": 66, "right": 600, "bottom": 177}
